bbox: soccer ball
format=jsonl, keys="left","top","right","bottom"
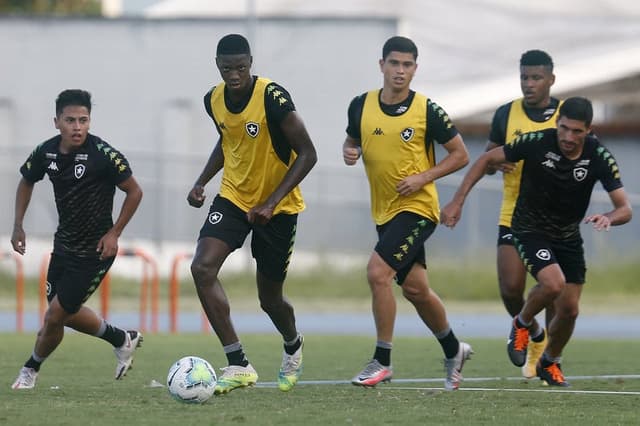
{"left": 167, "top": 356, "right": 217, "bottom": 403}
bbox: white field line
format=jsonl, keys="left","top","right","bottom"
{"left": 388, "top": 387, "right": 640, "bottom": 396}
{"left": 256, "top": 374, "right": 640, "bottom": 391}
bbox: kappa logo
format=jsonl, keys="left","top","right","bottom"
{"left": 573, "top": 167, "right": 588, "bottom": 182}
{"left": 400, "top": 127, "right": 415, "bottom": 142}
{"left": 46, "top": 281, "right": 52, "bottom": 296}
{"left": 74, "top": 164, "right": 86, "bottom": 179}
{"left": 47, "top": 162, "right": 59, "bottom": 171}
{"left": 208, "top": 211, "right": 223, "bottom": 225}
{"left": 245, "top": 122, "right": 260, "bottom": 138}
{"left": 536, "top": 249, "right": 551, "bottom": 261}
{"left": 372, "top": 127, "right": 384, "bottom": 135}
{"left": 541, "top": 159, "right": 556, "bottom": 169}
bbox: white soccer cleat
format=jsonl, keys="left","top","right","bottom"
{"left": 278, "top": 335, "right": 304, "bottom": 392}
{"left": 113, "top": 330, "right": 143, "bottom": 380}
{"left": 12, "top": 367, "right": 38, "bottom": 390}
{"left": 352, "top": 359, "right": 393, "bottom": 387}
{"left": 444, "top": 341, "right": 474, "bottom": 391}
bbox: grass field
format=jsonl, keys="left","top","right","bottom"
{"left": 2, "top": 333, "right": 639, "bottom": 425}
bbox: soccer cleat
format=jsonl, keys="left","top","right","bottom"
{"left": 278, "top": 335, "right": 304, "bottom": 392}
{"left": 12, "top": 367, "right": 38, "bottom": 390}
{"left": 351, "top": 359, "right": 393, "bottom": 387}
{"left": 444, "top": 341, "right": 474, "bottom": 391}
{"left": 537, "top": 361, "right": 570, "bottom": 387}
{"left": 507, "top": 317, "right": 529, "bottom": 367}
{"left": 114, "top": 330, "right": 143, "bottom": 380}
{"left": 522, "top": 331, "right": 547, "bottom": 379}
{"left": 214, "top": 364, "right": 259, "bottom": 395}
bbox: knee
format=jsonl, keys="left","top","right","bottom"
{"left": 43, "top": 306, "right": 66, "bottom": 329}
{"left": 190, "top": 258, "right": 219, "bottom": 286}
{"left": 366, "top": 262, "right": 391, "bottom": 290}
{"left": 555, "top": 303, "right": 579, "bottom": 322}
{"left": 401, "top": 283, "right": 427, "bottom": 304}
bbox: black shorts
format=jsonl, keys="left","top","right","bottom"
{"left": 497, "top": 225, "right": 515, "bottom": 246}
{"left": 375, "top": 211, "right": 436, "bottom": 285}
{"left": 198, "top": 195, "right": 298, "bottom": 282}
{"left": 512, "top": 232, "right": 586, "bottom": 284}
{"left": 46, "top": 253, "right": 115, "bottom": 314}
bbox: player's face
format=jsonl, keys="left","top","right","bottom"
{"left": 556, "top": 116, "right": 590, "bottom": 159}
{"left": 216, "top": 54, "right": 253, "bottom": 95}
{"left": 520, "top": 65, "right": 554, "bottom": 108}
{"left": 54, "top": 105, "right": 90, "bottom": 152}
{"left": 380, "top": 52, "right": 417, "bottom": 92}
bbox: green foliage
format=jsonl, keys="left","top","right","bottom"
{"left": 2, "top": 333, "right": 639, "bottom": 425}
{"left": 0, "top": 0, "right": 102, "bottom": 16}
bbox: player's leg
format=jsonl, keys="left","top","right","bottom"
{"left": 350, "top": 250, "right": 396, "bottom": 386}
{"left": 401, "top": 264, "right": 473, "bottom": 390}
{"left": 497, "top": 228, "right": 548, "bottom": 377}
{"left": 537, "top": 239, "right": 585, "bottom": 386}
{"left": 192, "top": 196, "right": 256, "bottom": 394}
{"left": 253, "top": 213, "right": 303, "bottom": 391}
{"left": 508, "top": 235, "right": 564, "bottom": 367}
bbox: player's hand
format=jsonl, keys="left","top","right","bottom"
{"left": 11, "top": 226, "right": 26, "bottom": 255}
{"left": 343, "top": 146, "right": 361, "bottom": 166}
{"left": 440, "top": 201, "right": 463, "bottom": 228}
{"left": 247, "top": 203, "right": 274, "bottom": 225}
{"left": 396, "top": 174, "right": 426, "bottom": 196}
{"left": 496, "top": 162, "right": 517, "bottom": 173}
{"left": 97, "top": 230, "right": 119, "bottom": 260}
{"left": 584, "top": 214, "right": 611, "bottom": 231}
{"left": 187, "top": 184, "right": 206, "bottom": 208}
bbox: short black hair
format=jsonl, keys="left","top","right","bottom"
{"left": 382, "top": 36, "right": 418, "bottom": 60}
{"left": 55, "top": 89, "right": 92, "bottom": 116}
{"left": 559, "top": 97, "right": 593, "bottom": 127}
{"left": 216, "top": 34, "right": 251, "bottom": 56}
{"left": 520, "top": 49, "right": 553, "bottom": 71}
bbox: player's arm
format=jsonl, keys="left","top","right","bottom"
{"left": 11, "top": 177, "right": 35, "bottom": 255}
{"left": 187, "top": 139, "right": 224, "bottom": 208}
{"left": 248, "top": 110, "right": 317, "bottom": 225}
{"left": 584, "top": 188, "right": 632, "bottom": 231}
{"left": 485, "top": 104, "right": 516, "bottom": 175}
{"left": 396, "top": 134, "right": 469, "bottom": 196}
{"left": 343, "top": 135, "right": 361, "bottom": 165}
{"left": 441, "top": 146, "right": 507, "bottom": 228}
{"left": 98, "top": 176, "right": 143, "bottom": 259}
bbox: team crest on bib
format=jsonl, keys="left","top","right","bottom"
{"left": 74, "top": 164, "right": 86, "bottom": 179}
{"left": 245, "top": 122, "right": 260, "bottom": 138}
{"left": 573, "top": 167, "right": 587, "bottom": 182}
{"left": 400, "top": 127, "right": 415, "bottom": 142}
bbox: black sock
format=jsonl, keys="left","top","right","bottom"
{"left": 531, "top": 328, "right": 546, "bottom": 343}
{"left": 98, "top": 323, "right": 126, "bottom": 347}
{"left": 373, "top": 346, "right": 391, "bottom": 367}
{"left": 25, "top": 356, "right": 43, "bottom": 372}
{"left": 226, "top": 349, "right": 249, "bottom": 367}
{"left": 284, "top": 336, "right": 302, "bottom": 355}
{"left": 438, "top": 329, "right": 460, "bottom": 359}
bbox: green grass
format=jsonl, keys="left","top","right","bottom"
{"left": 1, "top": 333, "right": 639, "bottom": 425}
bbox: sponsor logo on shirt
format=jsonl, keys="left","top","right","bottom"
{"left": 541, "top": 159, "right": 556, "bottom": 169}
{"left": 47, "top": 162, "right": 59, "bottom": 171}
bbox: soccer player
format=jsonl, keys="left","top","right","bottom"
{"left": 11, "top": 89, "right": 143, "bottom": 390}
{"left": 485, "top": 50, "right": 560, "bottom": 378}
{"left": 441, "top": 97, "right": 632, "bottom": 386}
{"left": 342, "top": 36, "right": 473, "bottom": 391}
{"left": 187, "top": 34, "right": 317, "bottom": 394}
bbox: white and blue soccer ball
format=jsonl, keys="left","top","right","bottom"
{"left": 167, "top": 356, "right": 217, "bottom": 403}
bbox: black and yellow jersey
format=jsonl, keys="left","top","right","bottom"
{"left": 489, "top": 97, "right": 561, "bottom": 226}
{"left": 20, "top": 134, "right": 132, "bottom": 258}
{"left": 204, "top": 76, "right": 304, "bottom": 214}
{"left": 346, "top": 90, "right": 459, "bottom": 225}
{"left": 504, "top": 129, "right": 623, "bottom": 240}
